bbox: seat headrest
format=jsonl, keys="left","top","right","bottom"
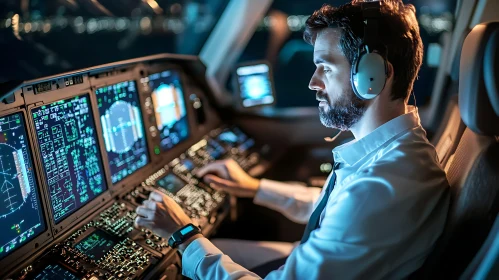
{"left": 459, "top": 21, "right": 499, "bottom": 136}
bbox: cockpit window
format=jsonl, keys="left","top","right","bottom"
{"left": 0, "top": 0, "right": 229, "bottom": 82}
{"left": 235, "top": 0, "right": 457, "bottom": 108}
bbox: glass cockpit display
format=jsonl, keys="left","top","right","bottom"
{"left": 96, "top": 81, "right": 149, "bottom": 184}
{"left": 236, "top": 63, "right": 275, "bottom": 107}
{"left": 32, "top": 95, "right": 107, "bottom": 224}
{"left": 148, "top": 70, "right": 189, "bottom": 151}
{"left": 156, "top": 173, "right": 185, "bottom": 195}
{"left": 0, "top": 113, "right": 46, "bottom": 260}
{"left": 74, "top": 229, "right": 116, "bottom": 260}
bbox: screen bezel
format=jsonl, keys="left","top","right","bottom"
{"left": 233, "top": 60, "right": 277, "bottom": 109}
{"left": 89, "top": 70, "right": 155, "bottom": 191}
{"left": 27, "top": 93, "right": 112, "bottom": 232}
{"left": 0, "top": 108, "right": 53, "bottom": 273}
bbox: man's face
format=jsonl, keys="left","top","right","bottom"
{"left": 309, "top": 29, "right": 367, "bottom": 131}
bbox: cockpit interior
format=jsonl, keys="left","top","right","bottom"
{"left": 0, "top": 0, "right": 498, "bottom": 279}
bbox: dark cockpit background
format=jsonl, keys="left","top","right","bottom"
{"left": 0, "top": 0, "right": 456, "bottom": 108}
{"left": 3, "top": 1, "right": 498, "bottom": 279}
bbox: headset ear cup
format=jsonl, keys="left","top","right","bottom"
{"left": 351, "top": 52, "right": 387, "bottom": 100}
{"left": 351, "top": 53, "right": 363, "bottom": 98}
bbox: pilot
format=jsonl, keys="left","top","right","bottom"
{"left": 134, "top": 0, "right": 450, "bottom": 279}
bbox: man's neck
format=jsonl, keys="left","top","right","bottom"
{"left": 350, "top": 99, "right": 407, "bottom": 140}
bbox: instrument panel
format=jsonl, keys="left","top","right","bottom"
{"left": 0, "top": 54, "right": 267, "bottom": 279}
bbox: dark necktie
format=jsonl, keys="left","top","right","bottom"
{"left": 300, "top": 162, "right": 339, "bottom": 244}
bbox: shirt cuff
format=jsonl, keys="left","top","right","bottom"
{"left": 182, "top": 237, "right": 223, "bottom": 279}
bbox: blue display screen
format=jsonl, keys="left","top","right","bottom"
{"left": 236, "top": 64, "right": 275, "bottom": 107}
{"left": 96, "top": 80, "right": 149, "bottom": 184}
{"left": 0, "top": 112, "right": 46, "bottom": 260}
{"left": 149, "top": 70, "right": 189, "bottom": 151}
{"left": 180, "top": 225, "right": 194, "bottom": 235}
{"left": 32, "top": 95, "right": 107, "bottom": 223}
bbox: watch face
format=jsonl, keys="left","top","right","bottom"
{"left": 180, "top": 224, "right": 196, "bottom": 236}
{"left": 169, "top": 224, "right": 199, "bottom": 248}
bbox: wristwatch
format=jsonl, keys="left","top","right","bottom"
{"left": 168, "top": 223, "right": 202, "bottom": 249}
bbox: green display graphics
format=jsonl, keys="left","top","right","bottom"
{"left": 32, "top": 95, "right": 107, "bottom": 223}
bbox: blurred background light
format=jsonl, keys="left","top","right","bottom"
{"left": 0, "top": 0, "right": 457, "bottom": 104}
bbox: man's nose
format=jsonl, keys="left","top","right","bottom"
{"left": 309, "top": 71, "right": 324, "bottom": 91}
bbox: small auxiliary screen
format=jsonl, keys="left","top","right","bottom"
{"left": 0, "top": 112, "right": 46, "bottom": 260}
{"left": 156, "top": 174, "right": 185, "bottom": 195}
{"left": 235, "top": 63, "right": 275, "bottom": 107}
{"left": 148, "top": 70, "right": 189, "bottom": 151}
{"left": 34, "top": 264, "right": 79, "bottom": 280}
{"left": 96, "top": 80, "right": 149, "bottom": 184}
{"left": 32, "top": 95, "right": 107, "bottom": 224}
{"left": 74, "top": 229, "right": 116, "bottom": 260}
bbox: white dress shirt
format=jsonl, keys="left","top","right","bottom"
{"left": 182, "top": 107, "right": 450, "bottom": 280}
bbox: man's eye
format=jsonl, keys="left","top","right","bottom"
{"left": 324, "top": 69, "right": 332, "bottom": 73}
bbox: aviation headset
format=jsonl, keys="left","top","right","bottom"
{"left": 351, "top": 1, "right": 388, "bottom": 100}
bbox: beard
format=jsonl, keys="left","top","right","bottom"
{"left": 317, "top": 88, "right": 367, "bottom": 131}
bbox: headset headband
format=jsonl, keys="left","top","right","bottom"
{"left": 350, "top": 1, "right": 388, "bottom": 100}
{"left": 361, "top": 1, "right": 384, "bottom": 54}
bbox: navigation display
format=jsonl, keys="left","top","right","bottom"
{"left": 236, "top": 63, "right": 275, "bottom": 107}
{"left": 96, "top": 81, "right": 149, "bottom": 184}
{"left": 74, "top": 229, "right": 116, "bottom": 260}
{"left": 148, "top": 70, "right": 189, "bottom": 151}
{"left": 0, "top": 113, "right": 46, "bottom": 260}
{"left": 32, "top": 95, "right": 107, "bottom": 223}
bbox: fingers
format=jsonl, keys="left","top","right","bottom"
{"left": 135, "top": 200, "right": 157, "bottom": 229}
{"left": 134, "top": 216, "right": 153, "bottom": 228}
{"left": 136, "top": 206, "right": 154, "bottom": 219}
{"left": 149, "top": 190, "right": 165, "bottom": 202}
{"left": 196, "top": 161, "right": 229, "bottom": 178}
{"left": 143, "top": 199, "right": 157, "bottom": 210}
{"left": 204, "top": 174, "right": 238, "bottom": 191}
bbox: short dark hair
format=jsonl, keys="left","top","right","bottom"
{"left": 304, "top": 0, "right": 423, "bottom": 101}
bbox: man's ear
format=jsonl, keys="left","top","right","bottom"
{"left": 377, "top": 61, "right": 394, "bottom": 100}
{"left": 386, "top": 61, "right": 394, "bottom": 82}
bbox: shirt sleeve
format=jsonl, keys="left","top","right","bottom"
{"left": 182, "top": 237, "right": 262, "bottom": 280}
{"left": 252, "top": 177, "right": 326, "bottom": 224}
{"left": 182, "top": 173, "right": 449, "bottom": 280}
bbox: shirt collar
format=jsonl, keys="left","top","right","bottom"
{"left": 332, "top": 106, "right": 421, "bottom": 166}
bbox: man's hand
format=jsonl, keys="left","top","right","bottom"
{"left": 196, "top": 159, "right": 260, "bottom": 198}
{"left": 134, "top": 191, "right": 193, "bottom": 240}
